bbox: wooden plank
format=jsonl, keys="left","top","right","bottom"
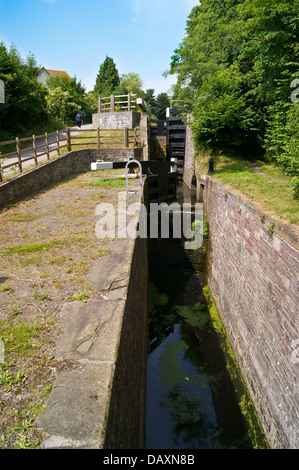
{"left": 0, "top": 139, "right": 15, "bottom": 146}
{"left": 56, "top": 131, "right": 60, "bottom": 156}
{"left": 2, "top": 160, "right": 20, "bottom": 170}
{"left": 37, "top": 150, "right": 48, "bottom": 158}
{"left": 16, "top": 136, "right": 22, "bottom": 172}
{"left": 71, "top": 136, "right": 98, "bottom": 140}
{"left": 32, "top": 135, "right": 38, "bottom": 165}
{"left": 19, "top": 136, "right": 33, "bottom": 143}
{"left": 0, "top": 150, "right": 18, "bottom": 158}
{"left": 124, "top": 127, "right": 128, "bottom": 147}
{"left": 45, "top": 132, "right": 50, "bottom": 160}
{"left": 21, "top": 155, "right": 38, "bottom": 164}
{"left": 67, "top": 127, "right": 71, "bottom": 152}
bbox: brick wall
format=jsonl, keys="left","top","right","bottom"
{"left": 104, "top": 233, "right": 148, "bottom": 448}
{"left": 0, "top": 148, "right": 143, "bottom": 210}
{"left": 199, "top": 174, "right": 299, "bottom": 449}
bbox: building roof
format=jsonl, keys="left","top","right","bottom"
{"left": 46, "top": 69, "right": 72, "bottom": 80}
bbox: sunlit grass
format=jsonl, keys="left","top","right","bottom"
{"left": 196, "top": 154, "right": 299, "bottom": 225}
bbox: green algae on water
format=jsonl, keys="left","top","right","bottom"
{"left": 174, "top": 303, "right": 209, "bottom": 329}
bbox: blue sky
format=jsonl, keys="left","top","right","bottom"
{"left": 0, "top": 0, "right": 199, "bottom": 95}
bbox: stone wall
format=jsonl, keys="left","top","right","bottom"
{"left": 92, "top": 111, "right": 149, "bottom": 161}
{"left": 150, "top": 136, "right": 166, "bottom": 159}
{"left": 92, "top": 111, "right": 141, "bottom": 129}
{"left": 198, "top": 174, "right": 299, "bottom": 449}
{"left": 183, "top": 118, "right": 196, "bottom": 189}
{"left": 0, "top": 148, "right": 143, "bottom": 210}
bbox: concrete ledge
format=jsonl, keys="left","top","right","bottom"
{"left": 36, "top": 185, "right": 148, "bottom": 449}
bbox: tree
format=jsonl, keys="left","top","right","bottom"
{"left": 144, "top": 89, "right": 157, "bottom": 118}
{"left": 167, "top": 0, "right": 299, "bottom": 161}
{"left": 0, "top": 42, "right": 48, "bottom": 140}
{"left": 119, "top": 72, "right": 144, "bottom": 97}
{"left": 155, "top": 93, "right": 170, "bottom": 120}
{"left": 46, "top": 74, "right": 88, "bottom": 124}
{"left": 45, "top": 87, "right": 77, "bottom": 124}
{"left": 94, "top": 56, "right": 120, "bottom": 97}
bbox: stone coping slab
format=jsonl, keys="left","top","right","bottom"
{"left": 36, "top": 184, "right": 145, "bottom": 449}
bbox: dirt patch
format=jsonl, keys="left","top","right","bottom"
{"left": 0, "top": 169, "right": 129, "bottom": 448}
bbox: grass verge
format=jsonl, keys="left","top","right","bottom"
{"left": 195, "top": 154, "right": 299, "bottom": 226}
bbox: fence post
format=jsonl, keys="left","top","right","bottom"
{"left": 32, "top": 135, "right": 38, "bottom": 166}
{"left": 67, "top": 128, "right": 71, "bottom": 152}
{"left": 98, "top": 97, "right": 102, "bottom": 113}
{"left": 134, "top": 127, "right": 137, "bottom": 147}
{"left": 45, "top": 132, "right": 50, "bottom": 160}
{"left": 97, "top": 128, "right": 100, "bottom": 148}
{"left": 111, "top": 95, "right": 115, "bottom": 112}
{"left": 128, "top": 93, "right": 131, "bottom": 111}
{"left": 16, "top": 136, "right": 22, "bottom": 172}
{"left": 56, "top": 130, "right": 60, "bottom": 156}
{"left": 124, "top": 127, "right": 128, "bottom": 148}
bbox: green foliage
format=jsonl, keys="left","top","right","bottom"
{"left": 143, "top": 89, "right": 171, "bottom": 120}
{"left": 0, "top": 41, "right": 96, "bottom": 139}
{"left": 94, "top": 56, "right": 120, "bottom": 97}
{"left": 119, "top": 72, "right": 143, "bottom": 97}
{"left": 45, "top": 74, "right": 89, "bottom": 125}
{"left": 168, "top": 0, "right": 299, "bottom": 191}
{"left": 191, "top": 65, "right": 257, "bottom": 153}
{"left": 155, "top": 92, "right": 170, "bottom": 120}
{"left": 265, "top": 101, "right": 299, "bottom": 198}
{"left": 144, "top": 88, "right": 157, "bottom": 118}
{"left": 0, "top": 42, "right": 48, "bottom": 140}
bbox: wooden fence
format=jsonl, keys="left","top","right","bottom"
{"left": 0, "top": 127, "right": 141, "bottom": 181}
{"left": 98, "top": 94, "right": 137, "bottom": 113}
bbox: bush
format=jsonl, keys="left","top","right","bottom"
{"left": 265, "top": 102, "right": 299, "bottom": 197}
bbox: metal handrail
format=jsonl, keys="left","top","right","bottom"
{"left": 125, "top": 159, "right": 143, "bottom": 197}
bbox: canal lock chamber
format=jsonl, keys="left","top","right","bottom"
{"left": 145, "top": 181, "right": 268, "bottom": 450}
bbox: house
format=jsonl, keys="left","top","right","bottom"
{"left": 37, "top": 67, "right": 72, "bottom": 85}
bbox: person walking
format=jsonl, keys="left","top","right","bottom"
{"left": 75, "top": 111, "right": 83, "bottom": 128}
